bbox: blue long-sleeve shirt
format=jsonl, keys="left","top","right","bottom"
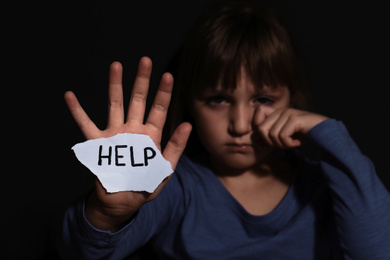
{"left": 59, "top": 119, "right": 390, "bottom": 259}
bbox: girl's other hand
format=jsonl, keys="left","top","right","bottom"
{"left": 254, "top": 107, "right": 328, "bottom": 149}
{"left": 64, "top": 57, "right": 192, "bottom": 231}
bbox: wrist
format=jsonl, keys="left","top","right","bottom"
{"left": 85, "top": 192, "right": 136, "bottom": 232}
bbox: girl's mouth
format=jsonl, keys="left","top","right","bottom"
{"left": 225, "top": 143, "right": 253, "bottom": 152}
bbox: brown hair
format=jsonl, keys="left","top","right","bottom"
{"left": 166, "top": 0, "right": 310, "bottom": 154}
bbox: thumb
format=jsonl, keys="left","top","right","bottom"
{"left": 162, "top": 122, "right": 192, "bottom": 170}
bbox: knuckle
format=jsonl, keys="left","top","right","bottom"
{"left": 151, "top": 102, "right": 167, "bottom": 112}
{"left": 131, "top": 92, "right": 146, "bottom": 103}
{"left": 109, "top": 99, "right": 122, "bottom": 108}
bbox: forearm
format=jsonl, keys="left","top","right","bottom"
{"left": 59, "top": 173, "right": 184, "bottom": 259}
{"left": 59, "top": 196, "right": 148, "bottom": 260}
{"left": 59, "top": 198, "right": 127, "bottom": 259}
{"left": 307, "top": 119, "right": 390, "bottom": 259}
{"left": 322, "top": 152, "right": 390, "bottom": 259}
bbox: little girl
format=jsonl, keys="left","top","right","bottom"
{"left": 60, "top": 1, "right": 390, "bottom": 259}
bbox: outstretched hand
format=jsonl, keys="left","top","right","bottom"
{"left": 65, "top": 57, "right": 192, "bottom": 231}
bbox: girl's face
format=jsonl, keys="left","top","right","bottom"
{"left": 191, "top": 69, "right": 291, "bottom": 174}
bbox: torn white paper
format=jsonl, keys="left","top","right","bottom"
{"left": 72, "top": 133, "right": 173, "bottom": 193}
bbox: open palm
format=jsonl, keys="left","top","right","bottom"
{"left": 64, "top": 57, "right": 191, "bottom": 231}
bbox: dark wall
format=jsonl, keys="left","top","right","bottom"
{"left": 3, "top": 1, "right": 389, "bottom": 259}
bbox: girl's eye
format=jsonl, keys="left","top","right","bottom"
{"left": 255, "top": 97, "right": 273, "bottom": 105}
{"left": 207, "top": 96, "right": 227, "bottom": 105}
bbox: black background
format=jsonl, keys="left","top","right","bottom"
{"left": 3, "top": 0, "right": 389, "bottom": 259}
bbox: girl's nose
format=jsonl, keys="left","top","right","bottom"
{"left": 228, "top": 105, "right": 253, "bottom": 136}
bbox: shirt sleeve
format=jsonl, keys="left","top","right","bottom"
{"left": 306, "top": 119, "right": 390, "bottom": 260}
{"left": 58, "top": 171, "right": 186, "bottom": 260}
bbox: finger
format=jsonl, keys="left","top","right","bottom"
{"left": 64, "top": 91, "right": 101, "bottom": 139}
{"left": 162, "top": 122, "right": 192, "bottom": 170}
{"left": 279, "top": 117, "right": 302, "bottom": 148}
{"left": 145, "top": 72, "right": 174, "bottom": 137}
{"left": 126, "top": 57, "right": 152, "bottom": 124}
{"left": 268, "top": 110, "right": 291, "bottom": 148}
{"left": 107, "top": 62, "right": 125, "bottom": 128}
{"left": 255, "top": 107, "right": 280, "bottom": 146}
{"left": 253, "top": 106, "right": 275, "bottom": 125}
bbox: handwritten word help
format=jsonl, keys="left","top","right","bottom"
{"left": 98, "top": 145, "right": 156, "bottom": 167}
{"left": 72, "top": 133, "right": 173, "bottom": 193}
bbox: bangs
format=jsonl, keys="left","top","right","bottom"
{"left": 179, "top": 3, "right": 301, "bottom": 97}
